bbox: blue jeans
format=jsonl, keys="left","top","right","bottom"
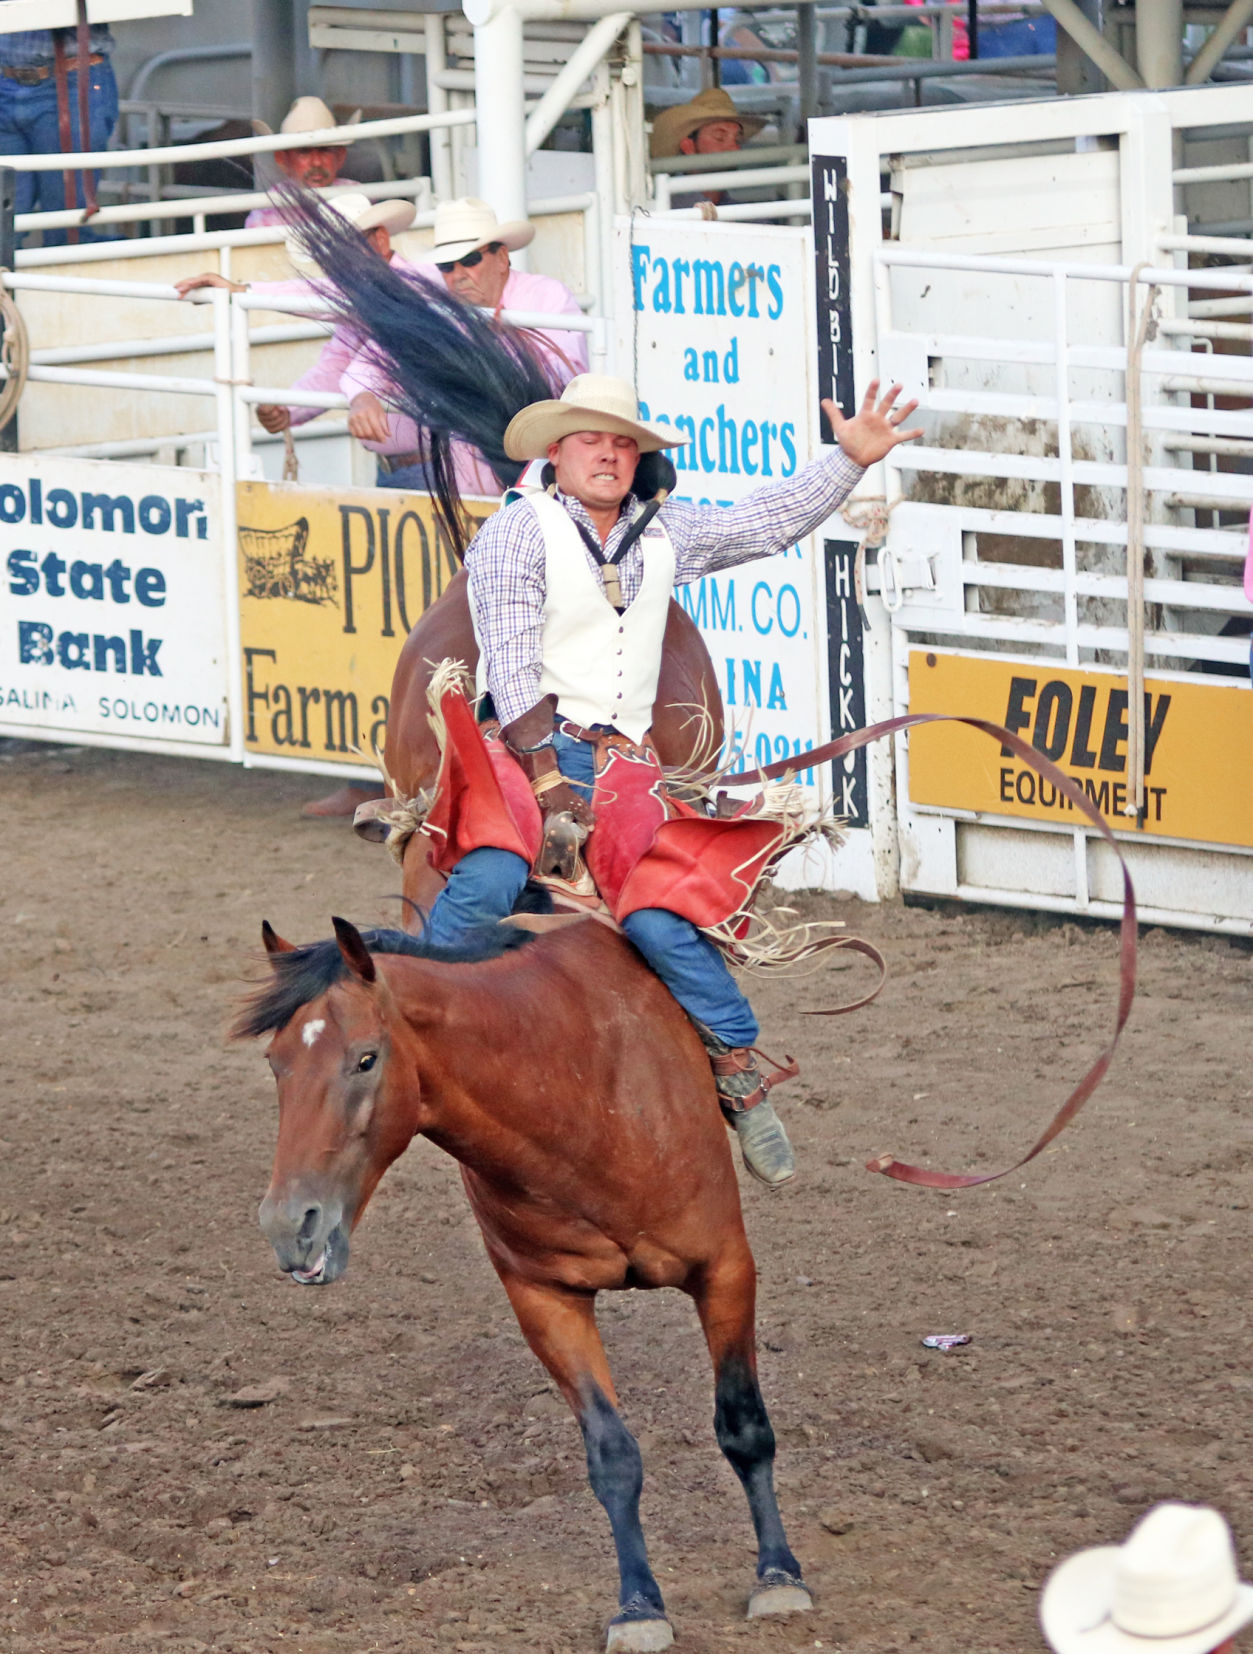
{"left": 376, "top": 460, "right": 433, "bottom": 491}
{"left": 976, "top": 16, "right": 1056, "bottom": 57}
{"left": 0, "top": 60, "right": 120, "bottom": 245}
{"left": 422, "top": 727, "right": 759, "bottom": 1046}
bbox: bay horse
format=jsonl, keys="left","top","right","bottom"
{"left": 379, "top": 569, "right": 724, "bottom": 916}
{"left": 240, "top": 914, "right": 812, "bottom": 1652}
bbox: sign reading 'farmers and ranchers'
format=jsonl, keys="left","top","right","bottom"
{"left": 236, "top": 481, "right": 497, "bottom": 765}
{"left": 613, "top": 218, "right": 830, "bottom": 795}
{"left": 907, "top": 649, "right": 1253, "bottom": 851}
{"left": 0, "top": 455, "right": 226, "bottom": 748}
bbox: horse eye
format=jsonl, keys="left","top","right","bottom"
{"left": 356, "top": 1052, "right": 377, "bottom": 1073}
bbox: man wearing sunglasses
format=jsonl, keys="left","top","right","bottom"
{"left": 342, "top": 197, "right": 588, "bottom": 496}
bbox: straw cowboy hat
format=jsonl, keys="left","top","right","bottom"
{"left": 1040, "top": 1505, "right": 1253, "bottom": 1654}
{"left": 253, "top": 96, "right": 362, "bottom": 139}
{"left": 427, "top": 197, "right": 535, "bottom": 265}
{"left": 284, "top": 192, "right": 416, "bottom": 270}
{"left": 504, "top": 374, "right": 691, "bottom": 461}
{"left": 649, "top": 87, "right": 766, "bottom": 159}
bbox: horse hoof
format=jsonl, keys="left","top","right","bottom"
{"left": 747, "top": 1578, "right": 813, "bottom": 1619}
{"left": 606, "top": 1616, "right": 674, "bottom": 1652}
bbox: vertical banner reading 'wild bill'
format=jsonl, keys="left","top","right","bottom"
{"left": 237, "top": 482, "right": 497, "bottom": 765}
{"left": 613, "top": 218, "right": 829, "bottom": 798}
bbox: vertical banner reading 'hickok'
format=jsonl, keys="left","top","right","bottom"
{"left": 613, "top": 217, "right": 830, "bottom": 802}
{"left": 237, "top": 482, "right": 497, "bottom": 765}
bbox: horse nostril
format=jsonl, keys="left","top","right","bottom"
{"left": 297, "top": 1206, "right": 321, "bottom": 1244}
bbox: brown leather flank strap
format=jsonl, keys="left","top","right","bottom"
{"left": 51, "top": 32, "right": 77, "bottom": 246}
{"left": 722, "top": 713, "right": 1137, "bottom": 1190}
{"left": 75, "top": 1, "right": 98, "bottom": 221}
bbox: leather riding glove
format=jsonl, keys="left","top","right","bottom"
{"left": 501, "top": 699, "right": 595, "bottom": 848}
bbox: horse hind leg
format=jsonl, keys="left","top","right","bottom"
{"left": 695, "top": 1257, "right": 813, "bottom": 1621}
{"left": 498, "top": 1272, "right": 674, "bottom": 1654}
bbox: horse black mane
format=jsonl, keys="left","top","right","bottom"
{"left": 233, "top": 924, "right": 534, "bottom": 1039}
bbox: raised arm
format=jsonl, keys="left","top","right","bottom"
{"left": 665, "top": 380, "right": 921, "bottom": 581}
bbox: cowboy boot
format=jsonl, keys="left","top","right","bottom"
{"left": 699, "top": 1032, "right": 797, "bottom": 1188}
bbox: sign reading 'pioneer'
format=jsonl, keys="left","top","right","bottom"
{"left": 237, "top": 480, "right": 497, "bottom": 764}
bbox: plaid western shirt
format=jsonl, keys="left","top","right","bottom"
{"left": 466, "top": 446, "right": 865, "bottom": 730}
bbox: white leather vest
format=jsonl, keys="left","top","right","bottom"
{"left": 530, "top": 492, "right": 675, "bottom": 745}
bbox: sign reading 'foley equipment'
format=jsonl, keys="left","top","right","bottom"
{"left": 237, "top": 482, "right": 497, "bottom": 764}
{"left": 908, "top": 650, "right": 1253, "bottom": 852}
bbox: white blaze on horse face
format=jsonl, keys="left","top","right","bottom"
{"left": 302, "top": 1018, "right": 326, "bottom": 1049}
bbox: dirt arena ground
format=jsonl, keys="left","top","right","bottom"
{"left": 1, "top": 735, "right": 1250, "bottom": 1654}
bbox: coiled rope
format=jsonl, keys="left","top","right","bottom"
{"left": 0, "top": 288, "right": 29, "bottom": 431}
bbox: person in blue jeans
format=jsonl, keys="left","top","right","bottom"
{"left": 0, "top": 24, "right": 119, "bottom": 245}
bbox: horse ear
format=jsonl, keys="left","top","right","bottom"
{"left": 261, "top": 919, "right": 296, "bottom": 956}
{"left": 332, "top": 916, "right": 377, "bottom": 983}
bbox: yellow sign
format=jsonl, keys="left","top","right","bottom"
{"left": 908, "top": 649, "right": 1253, "bottom": 851}
{"left": 236, "top": 482, "right": 497, "bottom": 764}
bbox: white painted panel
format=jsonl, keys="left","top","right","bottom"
{"left": 1087, "top": 837, "right": 1253, "bottom": 922}
{"left": 956, "top": 823, "right": 1076, "bottom": 898}
{"left": 896, "top": 149, "right": 1122, "bottom": 258}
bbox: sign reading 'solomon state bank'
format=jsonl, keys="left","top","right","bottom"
{"left": 0, "top": 455, "right": 226, "bottom": 748}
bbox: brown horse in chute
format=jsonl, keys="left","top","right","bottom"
{"left": 240, "top": 913, "right": 812, "bottom": 1652}
{"left": 376, "top": 570, "right": 724, "bottom": 916}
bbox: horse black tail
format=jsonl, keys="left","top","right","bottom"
{"left": 277, "top": 184, "right": 562, "bottom": 556}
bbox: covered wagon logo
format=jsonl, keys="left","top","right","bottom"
{"left": 239, "top": 517, "right": 339, "bottom": 606}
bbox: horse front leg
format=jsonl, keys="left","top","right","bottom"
{"left": 498, "top": 1272, "right": 674, "bottom": 1654}
{"left": 694, "top": 1253, "right": 813, "bottom": 1621}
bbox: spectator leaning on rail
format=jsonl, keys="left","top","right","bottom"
{"left": 0, "top": 19, "right": 119, "bottom": 246}
{"left": 341, "top": 196, "right": 589, "bottom": 495}
{"left": 1040, "top": 1504, "right": 1253, "bottom": 1654}
{"left": 172, "top": 193, "right": 417, "bottom": 443}
{"left": 244, "top": 97, "right": 362, "bottom": 229}
{"left": 648, "top": 87, "right": 765, "bottom": 207}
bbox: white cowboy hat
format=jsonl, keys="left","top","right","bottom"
{"left": 649, "top": 87, "right": 765, "bottom": 160}
{"left": 252, "top": 96, "right": 363, "bottom": 139}
{"left": 284, "top": 192, "right": 416, "bottom": 270}
{"left": 428, "top": 197, "right": 534, "bottom": 264}
{"left": 1040, "top": 1505, "right": 1253, "bottom": 1654}
{"left": 504, "top": 374, "right": 691, "bottom": 461}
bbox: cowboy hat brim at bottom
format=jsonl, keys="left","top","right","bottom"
{"left": 429, "top": 221, "right": 536, "bottom": 264}
{"left": 1040, "top": 1549, "right": 1253, "bottom": 1654}
{"left": 504, "top": 403, "right": 689, "bottom": 461}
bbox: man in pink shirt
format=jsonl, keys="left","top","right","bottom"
{"left": 244, "top": 97, "right": 362, "bottom": 230}
{"left": 174, "top": 194, "right": 416, "bottom": 438}
{"left": 343, "top": 196, "right": 588, "bottom": 492}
